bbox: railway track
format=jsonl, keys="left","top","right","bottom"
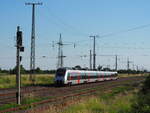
{"left": 0, "top": 76, "right": 145, "bottom": 104}
{"left": 0, "top": 76, "right": 146, "bottom": 113}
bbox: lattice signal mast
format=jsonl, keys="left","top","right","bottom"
{"left": 57, "top": 34, "right": 66, "bottom": 68}
{"left": 52, "top": 34, "right": 75, "bottom": 69}
{"left": 25, "top": 2, "right": 42, "bottom": 82}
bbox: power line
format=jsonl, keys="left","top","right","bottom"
{"left": 44, "top": 7, "right": 89, "bottom": 37}
{"left": 100, "top": 24, "right": 150, "bottom": 38}
{"left": 98, "top": 46, "right": 150, "bottom": 50}
{"left": 14, "top": 22, "right": 150, "bottom": 50}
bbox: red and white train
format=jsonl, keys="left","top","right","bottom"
{"left": 55, "top": 68, "right": 118, "bottom": 85}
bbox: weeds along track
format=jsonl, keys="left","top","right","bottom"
{"left": 0, "top": 86, "right": 54, "bottom": 105}
{"left": 0, "top": 76, "right": 145, "bottom": 113}
{"left": 0, "top": 76, "right": 145, "bottom": 105}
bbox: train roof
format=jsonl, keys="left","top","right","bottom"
{"left": 56, "top": 67, "right": 117, "bottom": 73}
{"left": 67, "top": 70, "right": 117, "bottom": 73}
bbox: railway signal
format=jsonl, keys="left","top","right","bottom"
{"left": 16, "top": 26, "right": 24, "bottom": 105}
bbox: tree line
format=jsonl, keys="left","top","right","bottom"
{"left": 0, "top": 65, "right": 56, "bottom": 75}
{"left": 0, "top": 65, "right": 148, "bottom": 75}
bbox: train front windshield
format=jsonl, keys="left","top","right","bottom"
{"left": 56, "top": 68, "right": 66, "bottom": 77}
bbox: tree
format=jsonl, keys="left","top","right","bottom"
{"left": 10, "top": 65, "right": 26, "bottom": 74}
{"left": 97, "top": 65, "right": 102, "bottom": 71}
{"left": 74, "top": 65, "right": 82, "bottom": 70}
{"left": 35, "top": 67, "right": 42, "bottom": 74}
{"left": 102, "top": 67, "right": 111, "bottom": 71}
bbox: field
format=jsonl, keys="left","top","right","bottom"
{"left": 0, "top": 74, "right": 54, "bottom": 89}
{"left": 0, "top": 73, "right": 145, "bottom": 89}
{"left": 118, "top": 73, "right": 146, "bottom": 77}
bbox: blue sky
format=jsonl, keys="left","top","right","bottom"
{"left": 1, "top": 0, "right": 150, "bottom": 70}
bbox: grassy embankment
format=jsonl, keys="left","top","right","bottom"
{"left": 40, "top": 83, "right": 139, "bottom": 113}
{"left": 0, "top": 74, "right": 54, "bottom": 89}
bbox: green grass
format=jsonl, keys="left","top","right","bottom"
{"left": 100, "top": 85, "right": 133, "bottom": 100}
{"left": 0, "top": 96, "right": 41, "bottom": 111}
{"left": 0, "top": 74, "right": 55, "bottom": 111}
{"left": 0, "top": 74, "right": 54, "bottom": 88}
{"left": 62, "top": 94, "right": 133, "bottom": 113}
{"left": 61, "top": 85, "right": 136, "bottom": 113}
{"left": 0, "top": 103, "right": 19, "bottom": 111}
{"left": 0, "top": 93, "right": 54, "bottom": 111}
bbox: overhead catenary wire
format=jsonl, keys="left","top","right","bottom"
{"left": 99, "top": 24, "right": 150, "bottom": 38}
{"left": 2, "top": 5, "right": 150, "bottom": 70}
{"left": 21, "top": 6, "right": 150, "bottom": 48}
{"left": 41, "top": 5, "right": 89, "bottom": 37}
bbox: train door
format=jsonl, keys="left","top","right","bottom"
{"left": 102, "top": 73, "right": 104, "bottom": 81}
{"left": 98, "top": 73, "right": 100, "bottom": 81}
{"left": 78, "top": 75, "right": 80, "bottom": 84}
{"left": 88, "top": 73, "right": 90, "bottom": 82}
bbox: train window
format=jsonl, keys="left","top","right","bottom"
{"left": 81, "top": 75, "right": 86, "bottom": 79}
{"left": 72, "top": 76, "right": 78, "bottom": 80}
{"left": 67, "top": 73, "right": 71, "bottom": 80}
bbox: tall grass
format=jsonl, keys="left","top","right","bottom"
{"left": 0, "top": 74, "right": 54, "bottom": 88}
{"left": 39, "top": 85, "right": 136, "bottom": 113}
{"left": 62, "top": 91, "right": 134, "bottom": 113}
{"left": 118, "top": 73, "right": 146, "bottom": 78}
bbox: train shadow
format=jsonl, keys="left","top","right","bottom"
{"left": 22, "top": 83, "right": 56, "bottom": 88}
{"left": 30, "top": 83, "right": 69, "bottom": 88}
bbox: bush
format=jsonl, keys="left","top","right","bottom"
{"left": 130, "top": 75, "right": 150, "bottom": 113}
